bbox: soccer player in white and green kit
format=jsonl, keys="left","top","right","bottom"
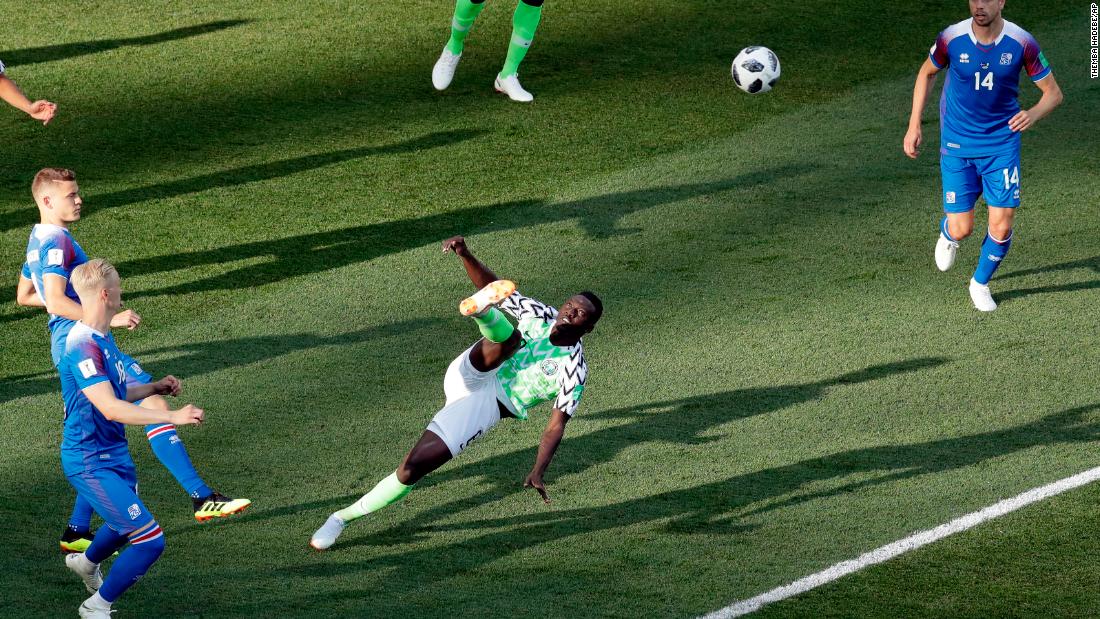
{"left": 431, "top": 0, "right": 546, "bottom": 102}
{"left": 310, "top": 235, "right": 601, "bottom": 550}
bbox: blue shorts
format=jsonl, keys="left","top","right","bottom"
{"left": 67, "top": 462, "right": 156, "bottom": 535}
{"left": 940, "top": 150, "right": 1021, "bottom": 213}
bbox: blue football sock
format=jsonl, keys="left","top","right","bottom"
{"left": 145, "top": 424, "right": 213, "bottom": 499}
{"left": 69, "top": 495, "right": 94, "bottom": 531}
{"left": 85, "top": 523, "right": 127, "bottom": 564}
{"left": 973, "top": 231, "right": 1012, "bottom": 285}
{"left": 98, "top": 524, "right": 165, "bottom": 603}
{"left": 940, "top": 216, "right": 956, "bottom": 242}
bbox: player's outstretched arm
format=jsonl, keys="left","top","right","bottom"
{"left": 15, "top": 274, "right": 45, "bottom": 308}
{"left": 125, "top": 375, "right": 181, "bottom": 402}
{"left": 0, "top": 74, "right": 56, "bottom": 125}
{"left": 442, "top": 235, "right": 501, "bottom": 289}
{"left": 523, "top": 408, "right": 571, "bottom": 504}
{"left": 1009, "top": 73, "right": 1063, "bottom": 132}
{"left": 904, "top": 58, "right": 941, "bottom": 159}
{"left": 84, "top": 381, "right": 203, "bottom": 426}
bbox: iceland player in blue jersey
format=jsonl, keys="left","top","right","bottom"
{"left": 58, "top": 259, "right": 205, "bottom": 618}
{"left": 15, "top": 168, "right": 248, "bottom": 554}
{"left": 903, "top": 0, "right": 1062, "bottom": 311}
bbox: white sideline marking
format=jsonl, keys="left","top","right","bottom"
{"left": 701, "top": 465, "right": 1100, "bottom": 618}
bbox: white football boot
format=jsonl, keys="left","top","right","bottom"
{"left": 309, "top": 514, "right": 347, "bottom": 551}
{"left": 494, "top": 74, "right": 533, "bottom": 103}
{"left": 934, "top": 234, "right": 959, "bottom": 271}
{"left": 460, "top": 280, "right": 517, "bottom": 316}
{"left": 78, "top": 596, "right": 113, "bottom": 619}
{"left": 65, "top": 552, "right": 102, "bottom": 594}
{"left": 969, "top": 278, "right": 997, "bottom": 312}
{"left": 432, "top": 48, "right": 462, "bottom": 91}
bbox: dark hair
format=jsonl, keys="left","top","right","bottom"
{"left": 578, "top": 291, "right": 603, "bottom": 322}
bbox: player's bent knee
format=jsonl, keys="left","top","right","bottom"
{"left": 948, "top": 222, "right": 973, "bottom": 240}
{"left": 988, "top": 226, "right": 1013, "bottom": 242}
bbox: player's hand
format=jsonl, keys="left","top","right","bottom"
{"left": 110, "top": 309, "right": 142, "bottom": 330}
{"left": 27, "top": 100, "right": 56, "bottom": 125}
{"left": 1008, "top": 110, "right": 1033, "bottom": 132}
{"left": 903, "top": 126, "right": 922, "bottom": 159}
{"left": 523, "top": 472, "right": 550, "bottom": 504}
{"left": 153, "top": 375, "right": 182, "bottom": 397}
{"left": 441, "top": 236, "right": 469, "bottom": 257}
{"left": 171, "top": 404, "right": 204, "bottom": 426}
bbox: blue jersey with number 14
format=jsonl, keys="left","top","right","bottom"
{"left": 930, "top": 18, "right": 1051, "bottom": 158}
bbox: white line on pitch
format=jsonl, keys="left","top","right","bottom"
{"left": 701, "top": 465, "right": 1100, "bottom": 618}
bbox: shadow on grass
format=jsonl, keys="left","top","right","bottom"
{"left": 0, "top": 129, "right": 486, "bottom": 233}
{"left": 250, "top": 357, "right": 948, "bottom": 532}
{"left": 96, "top": 164, "right": 811, "bottom": 301}
{"left": 283, "top": 401, "right": 1100, "bottom": 603}
{"left": 0, "top": 20, "right": 251, "bottom": 67}
{"left": 995, "top": 255, "right": 1100, "bottom": 304}
{"left": 0, "top": 318, "right": 440, "bottom": 406}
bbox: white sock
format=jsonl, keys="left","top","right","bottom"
{"left": 84, "top": 592, "right": 111, "bottom": 610}
{"left": 75, "top": 552, "right": 97, "bottom": 572}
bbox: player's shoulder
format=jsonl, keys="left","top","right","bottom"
{"left": 1000, "top": 20, "right": 1038, "bottom": 47}
{"left": 940, "top": 18, "right": 973, "bottom": 44}
{"left": 30, "top": 223, "right": 70, "bottom": 245}
{"left": 63, "top": 323, "right": 103, "bottom": 360}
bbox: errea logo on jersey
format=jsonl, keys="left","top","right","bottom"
{"left": 958, "top": 53, "right": 970, "bottom": 63}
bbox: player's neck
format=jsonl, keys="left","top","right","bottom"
{"left": 971, "top": 16, "right": 1004, "bottom": 45}
{"left": 80, "top": 310, "right": 112, "bottom": 335}
{"left": 38, "top": 215, "right": 69, "bottom": 230}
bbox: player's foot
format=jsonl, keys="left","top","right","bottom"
{"left": 432, "top": 48, "right": 462, "bottom": 91}
{"left": 60, "top": 526, "right": 95, "bottom": 553}
{"left": 494, "top": 74, "right": 533, "bottom": 103}
{"left": 78, "top": 594, "right": 112, "bottom": 619}
{"left": 935, "top": 233, "right": 959, "bottom": 272}
{"left": 193, "top": 492, "right": 251, "bottom": 522}
{"left": 65, "top": 552, "right": 102, "bottom": 594}
{"left": 78, "top": 602, "right": 112, "bottom": 619}
{"left": 460, "top": 279, "right": 517, "bottom": 316}
{"left": 309, "top": 514, "right": 347, "bottom": 551}
{"left": 969, "top": 278, "right": 997, "bottom": 312}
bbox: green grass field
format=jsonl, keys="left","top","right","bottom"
{"left": 3, "top": 1, "right": 1099, "bottom": 616}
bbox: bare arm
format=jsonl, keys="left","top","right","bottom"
{"left": 904, "top": 58, "right": 941, "bottom": 159}
{"left": 16, "top": 274, "right": 44, "bottom": 307}
{"left": 42, "top": 274, "right": 84, "bottom": 320}
{"left": 1008, "top": 73, "right": 1063, "bottom": 132}
{"left": 441, "top": 235, "right": 500, "bottom": 289}
{"left": 0, "top": 74, "right": 56, "bottom": 124}
{"left": 83, "top": 381, "right": 202, "bottom": 426}
{"left": 523, "top": 408, "right": 570, "bottom": 503}
{"left": 42, "top": 273, "right": 141, "bottom": 329}
{"left": 125, "top": 375, "right": 181, "bottom": 403}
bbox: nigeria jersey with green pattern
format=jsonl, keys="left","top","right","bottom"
{"left": 496, "top": 292, "right": 587, "bottom": 420}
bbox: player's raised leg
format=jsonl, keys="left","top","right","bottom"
{"left": 311, "top": 281, "right": 520, "bottom": 550}
{"left": 61, "top": 495, "right": 96, "bottom": 553}
{"left": 135, "top": 390, "right": 251, "bottom": 521}
{"left": 494, "top": 0, "right": 543, "bottom": 102}
{"left": 433, "top": 0, "right": 487, "bottom": 90}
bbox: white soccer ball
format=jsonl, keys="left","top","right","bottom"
{"left": 731, "top": 46, "right": 780, "bottom": 94}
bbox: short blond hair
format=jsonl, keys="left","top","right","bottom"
{"left": 70, "top": 258, "right": 119, "bottom": 298}
{"left": 31, "top": 167, "right": 76, "bottom": 202}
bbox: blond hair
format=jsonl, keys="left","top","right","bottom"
{"left": 31, "top": 167, "right": 76, "bottom": 202}
{"left": 70, "top": 258, "right": 119, "bottom": 298}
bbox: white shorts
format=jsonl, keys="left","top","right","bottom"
{"left": 427, "top": 345, "right": 506, "bottom": 457}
